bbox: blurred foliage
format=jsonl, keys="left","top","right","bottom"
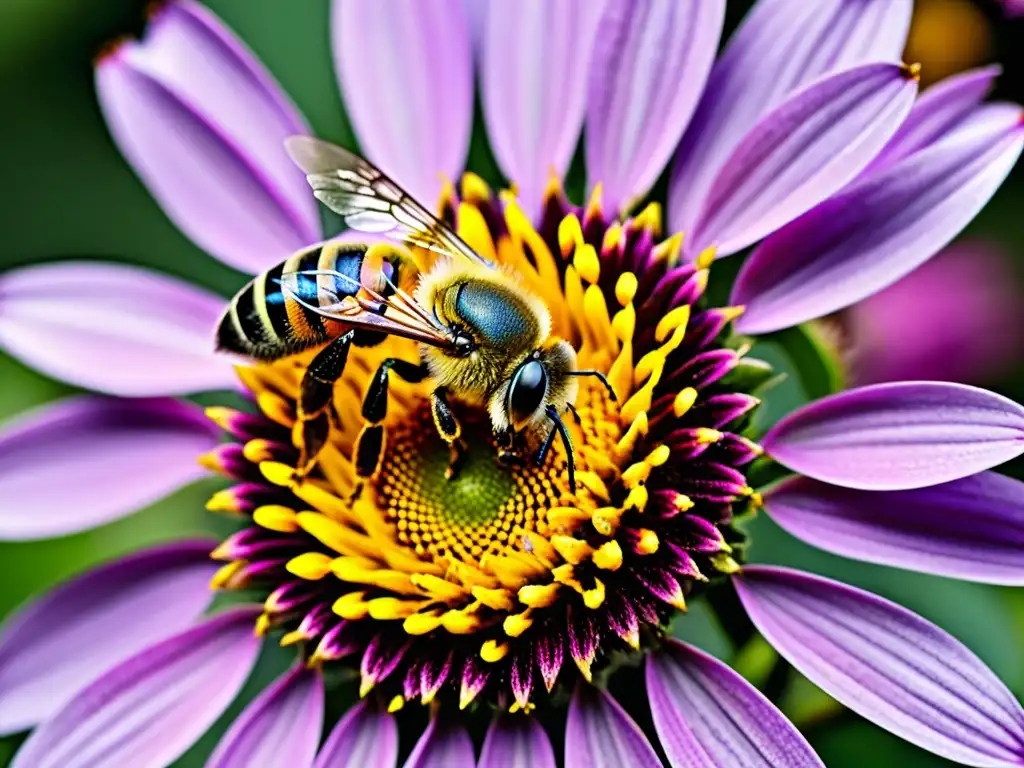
{"left": 0, "top": 1, "right": 1023, "bottom": 766}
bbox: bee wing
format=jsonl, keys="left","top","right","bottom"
{"left": 284, "top": 136, "right": 493, "bottom": 268}
{"left": 280, "top": 267, "right": 455, "bottom": 350}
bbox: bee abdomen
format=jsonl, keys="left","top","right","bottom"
{"left": 217, "top": 242, "right": 394, "bottom": 361}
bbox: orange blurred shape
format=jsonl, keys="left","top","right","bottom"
{"left": 904, "top": 0, "right": 994, "bottom": 85}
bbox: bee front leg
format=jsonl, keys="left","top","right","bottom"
{"left": 430, "top": 387, "right": 465, "bottom": 480}
{"left": 296, "top": 331, "right": 355, "bottom": 480}
{"left": 353, "top": 358, "right": 430, "bottom": 492}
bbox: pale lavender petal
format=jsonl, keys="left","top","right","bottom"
{"left": 207, "top": 666, "right": 323, "bottom": 768}
{"left": 333, "top": 0, "right": 473, "bottom": 207}
{"left": 0, "top": 397, "right": 219, "bottom": 541}
{"left": 13, "top": 608, "right": 261, "bottom": 768}
{"left": 96, "top": 4, "right": 319, "bottom": 274}
{"left": 586, "top": 0, "right": 724, "bottom": 215}
{"left": 462, "top": 0, "right": 487, "bottom": 54}
{"left": 565, "top": 685, "right": 661, "bottom": 768}
{"left": 735, "top": 566, "right": 1024, "bottom": 767}
{"left": 732, "top": 104, "right": 1024, "bottom": 333}
{"left": 0, "top": 540, "right": 217, "bottom": 736}
{"left": 482, "top": 0, "right": 602, "bottom": 220}
{"left": 764, "top": 472, "right": 1024, "bottom": 586}
{"left": 686, "top": 63, "right": 918, "bottom": 258}
{"left": 669, "top": 0, "right": 913, "bottom": 236}
{"left": 402, "top": 718, "right": 474, "bottom": 768}
{"left": 0, "top": 262, "right": 236, "bottom": 396}
{"left": 313, "top": 700, "right": 397, "bottom": 768}
{"left": 136, "top": 2, "right": 318, "bottom": 235}
{"left": 761, "top": 382, "right": 1024, "bottom": 491}
{"left": 869, "top": 65, "right": 1002, "bottom": 172}
{"left": 647, "top": 639, "right": 823, "bottom": 768}
{"left": 479, "top": 714, "right": 556, "bottom": 768}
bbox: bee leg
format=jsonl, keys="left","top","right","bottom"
{"left": 536, "top": 424, "right": 557, "bottom": 467}
{"left": 295, "top": 331, "right": 355, "bottom": 480}
{"left": 565, "top": 402, "right": 581, "bottom": 425}
{"left": 545, "top": 406, "right": 576, "bottom": 494}
{"left": 353, "top": 358, "right": 430, "bottom": 488}
{"left": 430, "top": 387, "right": 465, "bottom": 480}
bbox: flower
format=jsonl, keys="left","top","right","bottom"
{"left": 1000, "top": 0, "right": 1024, "bottom": 17}
{"left": 841, "top": 238, "right": 1023, "bottom": 386}
{"left": 1, "top": 1, "right": 1024, "bottom": 767}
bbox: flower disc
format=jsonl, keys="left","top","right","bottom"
{"left": 203, "top": 179, "right": 763, "bottom": 711}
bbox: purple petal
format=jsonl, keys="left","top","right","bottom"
{"left": 761, "top": 382, "right": 1024, "bottom": 491}
{"left": 586, "top": 0, "right": 725, "bottom": 214}
{"left": 0, "top": 262, "right": 236, "bottom": 396}
{"left": 647, "top": 639, "right": 823, "bottom": 768}
{"left": 207, "top": 665, "right": 323, "bottom": 768}
{"left": 735, "top": 566, "right": 1024, "bottom": 766}
{"left": 481, "top": 0, "right": 602, "bottom": 221}
{"left": 313, "top": 700, "right": 397, "bottom": 768}
{"left": 764, "top": 472, "right": 1024, "bottom": 586}
{"left": 0, "top": 540, "right": 217, "bottom": 735}
{"left": 479, "top": 714, "right": 556, "bottom": 768}
{"left": 0, "top": 397, "right": 219, "bottom": 540}
{"left": 686, "top": 63, "right": 918, "bottom": 258}
{"left": 96, "top": 4, "right": 319, "bottom": 274}
{"left": 565, "top": 685, "right": 661, "bottom": 768}
{"left": 731, "top": 104, "right": 1024, "bottom": 333}
{"left": 333, "top": 0, "right": 473, "bottom": 207}
{"left": 462, "top": 0, "right": 487, "bottom": 55}
{"left": 402, "top": 718, "right": 475, "bottom": 768}
{"left": 668, "top": 0, "right": 913, "bottom": 236}
{"left": 12, "top": 608, "right": 261, "bottom": 768}
{"left": 869, "top": 65, "right": 1002, "bottom": 172}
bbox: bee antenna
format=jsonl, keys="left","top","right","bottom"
{"left": 545, "top": 406, "right": 576, "bottom": 495}
{"left": 566, "top": 370, "right": 617, "bottom": 402}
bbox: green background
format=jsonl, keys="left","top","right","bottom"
{"left": 1, "top": 1, "right": 1023, "bottom": 765}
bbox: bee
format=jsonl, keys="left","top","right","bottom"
{"left": 217, "top": 137, "right": 615, "bottom": 493}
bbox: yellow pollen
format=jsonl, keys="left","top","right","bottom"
{"left": 286, "top": 552, "right": 333, "bottom": 580}
{"left": 481, "top": 640, "right": 509, "bottom": 662}
{"left": 593, "top": 541, "right": 623, "bottom": 571}
{"left": 574, "top": 245, "right": 601, "bottom": 284}
{"left": 253, "top": 505, "right": 299, "bottom": 532}
{"left": 615, "top": 273, "right": 638, "bottom": 307}
{"left": 636, "top": 529, "right": 660, "bottom": 555}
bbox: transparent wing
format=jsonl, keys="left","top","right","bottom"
{"left": 280, "top": 267, "right": 455, "bottom": 350}
{"left": 284, "top": 136, "right": 492, "bottom": 267}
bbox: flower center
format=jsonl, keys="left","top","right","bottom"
{"left": 380, "top": 405, "right": 546, "bottom": 560}
{"left": 201, "top": 177, "right": 764, "bottom": 712}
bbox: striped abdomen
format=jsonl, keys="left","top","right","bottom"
{"left": 216, "top": 241, "right": 396, "bottom": 360}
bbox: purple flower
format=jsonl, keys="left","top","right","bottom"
{"left": 2, "top": 1, "right": 1023, "bottom": 766}
{"left": 843, "top": 239, "right": 1023, "bottom": 386}
{"left": 1000, "top": 0, "right": 1024, "bottom": 17}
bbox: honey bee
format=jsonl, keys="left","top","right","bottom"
{"left": 217, "top": 137, "right": 614, "bottom": 493}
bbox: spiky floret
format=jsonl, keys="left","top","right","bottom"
{"left": 202, "top": 177, "right": 763, "bottom": 712}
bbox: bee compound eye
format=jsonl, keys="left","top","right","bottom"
{"left": 508, "top": 359, "right": 548, "bottom": 430}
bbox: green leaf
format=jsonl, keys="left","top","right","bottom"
{"left": 670, "top": 596, "right": 733, "bottom": 661}
{"left": 730, "top": 633, "right": 777, "bottom": 689}
{"left": 768, "top": 323, "right": 845, "bottom": 402}
{"left": 810, "top": 718, "right": 957, "bottom": 768}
